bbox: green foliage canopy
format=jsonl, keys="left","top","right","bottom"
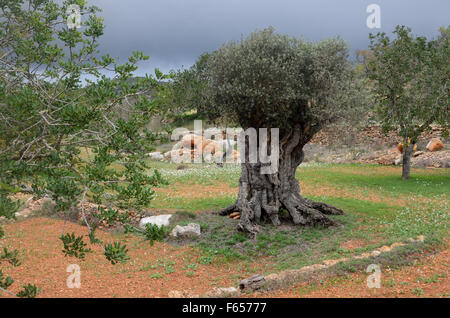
{"left": 0, "top": 0, "right": 168, "bottom": 296}
{"left": 367, "top": 25, "right": 449, "bottom": 142}
{"left": 172, "top": 27, "right": 371, "bottom": 138}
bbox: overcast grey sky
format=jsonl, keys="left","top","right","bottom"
{"left": 90, "top": 0, "right": 449, "bottom": 76}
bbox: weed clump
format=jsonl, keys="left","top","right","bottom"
{"left": 143, "top": 224, "right": 169, "bottom": 245}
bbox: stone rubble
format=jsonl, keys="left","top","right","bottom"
{"left": 169, "top": 235, "right": 427, "bottom": 298}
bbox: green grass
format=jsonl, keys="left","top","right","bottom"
{"left": 149, "top": 163, "right": 448, "bottom": 273}
{"left": 417, "top": 273, "right": 447, "bottom": 284}
{"left": 151, "top": 194, "right": 236, "bottom": 212}
{"left": 154, "top": 162, "right": 241, "bottom": 187}
{"left": 296, "top": 163, "right": 449, "bottom": 198}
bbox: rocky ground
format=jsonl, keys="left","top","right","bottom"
{"left": 304, "top": 125, "right": 449, "bottom": 168}
{"left": 148, "top": 125, "right": 449, "bottom": 169}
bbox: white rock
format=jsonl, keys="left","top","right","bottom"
{"left": 139, "top": 214, "right": 173, "bottom": 229}
{"left": 148, "top": 152, "right": 164, "bottom": 161}
{"left": 170, "top": 223, "right": 201, "bottom": 238}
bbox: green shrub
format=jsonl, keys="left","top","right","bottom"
{"left": 59, "top": 233, "right": 92, "bottom": 259}
{"left": 104, "top": 242, "right": 130, "bottom": 265}
{"left": 0, "top": 194, "right": 19, "bottom": 219}
{"left": 143, "top": 224, "right": 169, "bottom": 245}
{"left": 16, "top": 284, "right": 41, "bottom": 298}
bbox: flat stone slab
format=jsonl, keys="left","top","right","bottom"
{"left": 170, "top": 223, "right": 201, "bottom": 238}
{"left": 139, "top": 214, "right": 172, "bottom": 229}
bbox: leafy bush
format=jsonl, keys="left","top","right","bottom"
{"left": 0, "top": 247, "right": 21, "bottom": 266}
{"left": 0, "top": 270, "right": 14, "bottom": 289}
{"left": 104, "top": 242, "right": 130, "bottom": 265}
{"left": 59, "top": 233, "right": 92, "bottom": 259}
{"left": 143, "top": 224, "right": 169, "bottom": 245}
{"left": 16, "top": 284, "right": 41, "bottom": 298}
{"left": 0, "top": 194, "right": 19, "bottom": 219}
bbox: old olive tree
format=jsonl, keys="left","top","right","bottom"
{"left": 189, "top": 28, "right": 371, "bottom": 236}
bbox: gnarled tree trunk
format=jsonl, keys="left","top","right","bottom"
{"left": 220, "top": 125, "right": 344, "bottom": 237}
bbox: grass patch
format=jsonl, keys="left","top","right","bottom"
{"left": 146, "top": 163, "right": 448, "bottom": 273}
{"left": 297, "top": 163, "right": 450, "bottom": 198}
{"left": 151, "top": 195, "right": 236, "bottom": 212}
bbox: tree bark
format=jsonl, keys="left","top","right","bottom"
{"left": 402, "top": 141, "right": 414, "bottom": 180}
{"left": 220, "top": 125, "right": 344, "bottom": 237}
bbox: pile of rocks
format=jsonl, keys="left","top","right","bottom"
{"left": 311, "top": 124, "right": 446, "bottom": 147}
{"left": 168, "top": 235, "right": 426, "bottom": 298}
{"left": 14, "top": 196, "right": 50, "bottom": 218}
{"left": 11, "top": 196, "right": 146, "bottom": 229}
{"left": 155, "top": 132, "right": 240, "bottom": 164}
{"left": 360, "top": 138, "right": 448, "bottom": 168}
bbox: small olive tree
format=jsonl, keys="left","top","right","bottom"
{"left": 189, "top": 28, "right": 371, "bottom": 236}
{"left": 367, "top": 26, "right": 449, "bottom": 179}
{"left": 0, "top": 0, "right": 167, "bottom": 296}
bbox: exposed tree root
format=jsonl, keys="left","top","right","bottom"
{"left": 220, "top": 125, "right": 345, "bottom": 238}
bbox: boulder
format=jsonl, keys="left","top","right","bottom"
{"left": 181, "top": 134, "right": 205, "bottom": 150}
{"left": 201, "top": 139, "right": 214, "bottom": 151}
{"left": 147, "top": 152, "right": 164, "bottom": 161}
{"left": 170, "top": 223, "right": 201, "bottom": 238}
{"left": 203, "top": 141, "right": 223, "bottom": 155}
{"left": 139, "top": 214, "right": 172, "bottom": 229}
{"left": 426, "top": 138, "right": 444, "bottom": 152}
{"left": 170, "top": 149, "right": 194, "bottom": 163}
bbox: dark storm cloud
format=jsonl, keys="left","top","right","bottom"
{"left": 89, "top": 0, "right": 450, "bottom": 75}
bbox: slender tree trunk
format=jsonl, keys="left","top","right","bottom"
{"left": 402, "top": 141, "right": 414, "bottom": 180}
{"left": 220, "top": 125, "right": 344, "bottom": 237}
